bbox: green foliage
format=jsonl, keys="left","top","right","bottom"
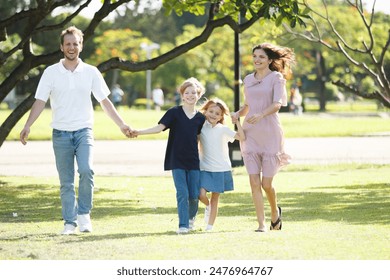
{"left": 287, "top": 0, "right": 390, "bottom": 102}
{"left": 163, "top": 0, "right": 309, "bottom": 28}
{"left": 132, "top": 98, "right": 154, "bottom": 109}
{"left": 324, "top": 82, "right": 339, "bottom": 101}
{"left": 88, "top": 29, "right": 145, "bottom": 64}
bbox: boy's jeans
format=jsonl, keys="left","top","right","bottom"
{"left": 52, "top": 128, "right": 94, "bottom": 226}
{"left": 172, "top": 169, "right": 200, "bottom": 228}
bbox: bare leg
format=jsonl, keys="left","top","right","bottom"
{"left": 262, "top": 176, "right": 281, "bottom": 229}
{"left": 208, "top": 192, "right": 220, "bottom": 226}
{"left": 199, "top": 188, "right": 209, "bottom": 206}
{"left": 249, "top": 174, "right": 265, "bottom": 231}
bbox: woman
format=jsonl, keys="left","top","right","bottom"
{"left": 231, "top": 43, "right": 294, "bottom": 232}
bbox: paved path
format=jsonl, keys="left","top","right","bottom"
{"left": 0, "top": 137, "right": 389, "bottom": 177}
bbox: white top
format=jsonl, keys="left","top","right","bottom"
{"left": 199, "top": 121, "right": 236, "bottom": 172}
{"left": 35, "top": 59, "right": 110, "bottom": 131}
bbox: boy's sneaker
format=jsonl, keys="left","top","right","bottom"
{"left": 77, "top": 214, "right": 92, "bottom": 233}
{"left": 204, "top": 206, "right": 210, "bottom": 224}
{"left": 61, "top": 224, "right": 76, "bottom": 235}
{"left": 189, "top": 218, "right": 195, "bottom": 231}
{"left": 176, "top": 227, "right": 189, "bottom": 234}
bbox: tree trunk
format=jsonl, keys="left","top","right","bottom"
{"left": 0, "top": 93, "right": 35, "bottom": 147}
{"left": 316, "top": 50, "right": 326, "bottom": 111}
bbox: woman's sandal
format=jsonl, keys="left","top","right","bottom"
{"left": 255, "top": 229, "right": 266, "bottom": 232}
{"left": 270, "top": 206, "right": 282, "bottom": 230}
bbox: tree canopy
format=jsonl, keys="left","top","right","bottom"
{"left": 0, "top": 0, "right": 308, "bottom": 147}
{"left": 0, "top": 0, "right": 388, "bottom": 148}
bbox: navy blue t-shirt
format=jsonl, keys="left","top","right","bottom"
{"left": 159, "top": 106, "right": 206, "bottom": 171}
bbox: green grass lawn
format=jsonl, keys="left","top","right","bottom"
{"left": 1, "top": 163, "right": 389, "bottom": 260}
{"left": 1, "top": 107, "right": 389, "bottom": 141}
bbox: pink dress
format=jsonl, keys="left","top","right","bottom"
{"left": 240, "top": 71, "right": 291, "bottom": 177}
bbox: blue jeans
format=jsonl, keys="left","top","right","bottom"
{"left": 52, "top": 128, "right": 94, "bottom": 226}
{"left": 172, "top": 169, "right": 200, "bottom": 228}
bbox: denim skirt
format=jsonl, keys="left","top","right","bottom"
{"left": 200, "top": 171, "right": 234, "bottom": 193}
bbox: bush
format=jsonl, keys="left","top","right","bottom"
{"left": 133, "top": 98, "right": 154, "bottom": 109}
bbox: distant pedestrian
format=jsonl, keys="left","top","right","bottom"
{"left": 152, "top": 86, "right": 164, "bottom": 111}
{"left": 289, "top": 85, "right": 303, "bottom": 115}
{"left": 111, "top": 84, "right": 124, "bottom": 107}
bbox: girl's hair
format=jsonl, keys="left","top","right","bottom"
{"left": 200, "top": 98, "right": 230, "bottom": 124}
{"left": 60, "top": 26, "right": 84, "bottom": 45}
{"left": 178, "top": 77, "right": 205, "bottom": 97}
{"left": 252, "top": 43, "right": 295, "bottom": 78}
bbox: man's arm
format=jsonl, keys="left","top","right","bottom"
{"left": 20, "top": 99, "right": 46, "bottom": 145}
{"left": 100, "top": 98, "right": 131, "bottom": 136}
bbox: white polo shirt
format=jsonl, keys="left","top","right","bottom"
{"left": 199, "top": 121, "right": 236, "bottom": 172}
{"left": 35, "top": 59, "right": 110, "bottom": 131}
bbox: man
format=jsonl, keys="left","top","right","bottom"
{"left": 20, "top": 26, "right": 132, "bottom": 235}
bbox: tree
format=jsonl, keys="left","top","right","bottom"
{"left": 0, "top": 0, "right": 307, "bottom": 147}
{"left": 283, "top": 0, "right": 390, "bottom": 108}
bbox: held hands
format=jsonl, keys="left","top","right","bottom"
{"left": 230, "top": 112, "right": 240, "bottom": 124}
{"left": 126, "top": 129, "right": 139, "bottom": 138}
{"left": 120, "top": 124, "right": 138, "bottom": 139}
{"left": 123, "top": 125, "right": 139, "bottom": 138}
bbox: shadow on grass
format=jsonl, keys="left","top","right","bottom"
{"left": 0, "top": 182, "right": 62, "bottom": 223}
{"left": 0, "top": 181, "right": 178, "bottom": 224}
{"left": 1, "top": 180, "right": 389, "bottom": 226}
{"left": 220, "top": 183, "right": 390, "bottom": 225}
{"left": 58, "top": 229, "right": 217, "bottom": 243}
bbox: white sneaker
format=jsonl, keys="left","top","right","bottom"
{"left": 189, "top": 218, "right": 195, "bottom": 231}
{"left": 77, "top": 214, "right": 92, "bottom": 232}
{"left": 61, "top": 224, "right": 76, "bottom": 235}
{"left": 176, "top": 227, "right": 189, "bottom": 234}
{"left": 204, "top": 206, "right": 210, "bottom": 224}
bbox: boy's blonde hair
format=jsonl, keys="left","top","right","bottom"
{"left": 200, "top": 98, "right": 230, "bottom": 124}
{"left": 178, "top": 77, "right": 205, "bottom": 97}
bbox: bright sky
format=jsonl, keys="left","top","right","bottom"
{"left": 362, "top": 0, "right": 390, "bottom": 14}
{"left": 78, "top": 0, "right": 162, "bottom": 18}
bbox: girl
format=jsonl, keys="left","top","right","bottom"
{"left": 198, "top": 98, "right": 245, "bottom": 231}
{"left": 132, "top": 77, "right": 206, "bottom": 234}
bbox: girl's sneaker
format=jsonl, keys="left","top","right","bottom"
{"left": 205, "top": 224, "right": 213, "bottom": 231}
{"left": 204, "top": 206, "right": 210, "bottom": 224}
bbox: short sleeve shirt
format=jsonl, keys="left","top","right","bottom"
{"left": 35, "top": 59, "right": 110, "bottom": 131}
{"left": 159, "top": 106, "right": 206, "bottom": 171}
{"left": 199, "top": 121, "right": 236, "bottom": 172}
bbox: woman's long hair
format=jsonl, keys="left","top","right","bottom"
{"left": 252, "top": 43, "right": 296, "bottom": 78}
